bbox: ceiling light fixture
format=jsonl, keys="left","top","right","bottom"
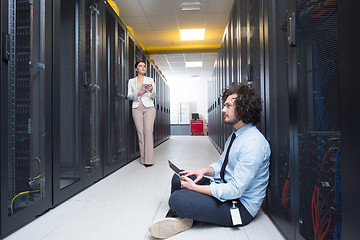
{"left": 186, "top": 61, "right": 202, "bottom": 68}
{"left": 180, "top": 29, "right": 205, "bottom": 41}
{"left": 190, "top": 75, "right": 201, "bottom": 81}
{"left": 181, "top": 2, "right": 201, "bottom": 11}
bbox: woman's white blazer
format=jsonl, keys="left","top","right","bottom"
{"left": 127, "top": 76, "right": 156, "bottom": 108}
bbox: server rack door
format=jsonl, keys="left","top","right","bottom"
{"left": 127, "top": 37, "right": 139, "bottom": 161}
{"left": 265, "top": 0, "right": 294, "bottom": 238}
{"left": 162, "top": 78, "right": 165, "bottom": 140}
{"left": 212, "top": 63, "right": 216, "bottom": 144}
{"left": 165, "top": 83, "right": 170, "bottom": 138}
{"left": 117, "top": 25, "right": 128, "bottom": 162}
{"left": 215, "top": 61, "right": 220, "bottom": 148}
{"left": 83, "top": 0, "right": 102, "bottom": 186}
{"left": 53, "top": 0, "right": 84, "bottom": 205}
{"left": 235, "top": 0, "right": 242, "bottom": 83}
{"left": 224, "top": 32, "right": 234, "bottom": 140}
{"left": 104, "top": 6, "right": 116, "bottom": 174}
{"left": 103, "top": 5, "right": 126, "bottom": 176}
{"left": 248, "top": 0, "right": 261, "bottom": 92}
{"left": 159, "top": 77, "right": 163, "bottom": 142}
{"left": 218, "top": 47, "right": 222, "bottom": 147}
{"left": 117, "top": 22, "right": 127, "bottom": 166}
{"left": 227, "top": 21, "right": 233, "bottom": 85}
{"left": 231, "top": 4, "right": 239, "bottom": 84}
{"left": 1, "top": 0, "right": 52, "bottom": 236}
{"left": 146, "top": 59, "right": 151, "bottom": 77}
{"left": 294, "top": 1, "right": 341, "bottom": 239}
{"left": 239, "top": 0, "right": 248, "bottom": 82}
{"left": 155, "top": 73, "right": 160, "bottom": 143}
{"left": 152, "top": 67, "right": 157, "bottom": 145}
{"left": 220, "top": 46, "right": 226, "bottom": 150}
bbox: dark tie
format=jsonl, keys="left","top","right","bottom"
{"left": 220, "top": 133, "right": 236, "bottom": 183}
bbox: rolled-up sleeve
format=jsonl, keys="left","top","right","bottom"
{"left": 210, "top": 160, "right": 222, "bottom": 177}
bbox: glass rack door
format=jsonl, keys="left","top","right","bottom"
{"left": 82, "top": 0, "right": 102, "bottom": 185}
{"left": 1, "top": 0, "right": 52, "bottom": 236}
{"left": 83, "top": 1, "right": 102, "bottom": 184}
{"left": 295, "top": 1, "right": 341, "bottom": 239}
{"left": 116, "top": 23, "right": 127, "bottom": 166}
{"left": 103, "top": 12, "right": 127, "bottom": 175}
{"left": 7, "top": 0, "right": 47, "bottom": 216}
{"left": 52, "top": 0, "right": 83, "bottom": 205}
{"left": 59, "top": 0, "right": 81, "bottom": 189}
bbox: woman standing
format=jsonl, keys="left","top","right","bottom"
{"left": 127, "top": 61, "right": 156, "bottom": 167}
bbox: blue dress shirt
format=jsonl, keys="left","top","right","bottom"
{"left": 209, "top": 123, "right": 271, "bottom": 217}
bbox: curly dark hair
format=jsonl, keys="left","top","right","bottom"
{"left": 221, "top": 82, "right": 262, "bottom": 125}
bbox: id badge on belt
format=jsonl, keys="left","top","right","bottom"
{"left": 230, "top": 200, "right": 242, "bottom": 225}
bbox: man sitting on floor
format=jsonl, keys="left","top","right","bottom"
{"left": 148, "top": 82, "right": 271, "bottom": 239}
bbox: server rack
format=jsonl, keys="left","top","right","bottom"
{"left": 116, "top": 21, "right": 127, "bottom": 166}
{"left": 1, "top": 0, "right": 171, "bottom": 237}
{"left": 1, "top": 0, "right": 53, "bottom": 236}
{"left": 264, "top": 0, "right": 294, "bottom": 238}
{"left": 152, "top": 66, "right": 158, "bottom": 145}
{"left": 53, "top": 0, "right": 104, "bottom": 205}
{"left": 82, "top": 0, "right": 103, "bottom": 188}
{"left": 125, "top": 36, "right": 142, "bottom": 161}
{"left": 155, "top": 72, "right": 160, "bottom": 144}
{"left": 294, "top": 2, "right": 341, "bottom": 238}
{"left": 208, "top": 0, "right": 343, "bottom": 239}
{"left": 159, "top": 75, "right": 164, "bottom": 144}
{"left": 53, "top": 0, "right": 84, "bottom": 205}
{"left": 102, "top": 2, "right": 127, "bottom": 176}
{"left": 126, "top": 35, "right": 136, "bottom": 161}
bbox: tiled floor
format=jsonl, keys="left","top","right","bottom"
{"left": 4, "top": 136, "right": 285, "bottom": 240}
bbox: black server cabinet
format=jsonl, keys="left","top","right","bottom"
{"left": 266, "top": 1, "right": 342, "bottom": 239}
{"left": 165, "top": 78, "right": 169, "bottom": 141}
{"left": 157, "top": 73, "right": 162, "bottom": 145}
{"left": 82, "top": 0, "right": 103, "bottom": 188}
{"left": 126, "top": 37, "right": 147, "bottom": 161}
{"left": 339, "top": 1, "right": 360, "bottom": 239}
{"left": 146, "top": 59, "right": 151, "bottom": 77}
{"left": 157, "top": 74, "right": 161, "bottom": 145}
{"left": 103, "top": 2, "right": 127, "bottom": 176}
{"left": 158, "top": 75, "right": 163, "bottom": 145}
{"left": 126, "top": 36, "right": 134, "bottom": 159}
{"left": 53, "top": 0, "right": 84, "bottom": 205}
{"left": 208, "top": 0, "right": 343, "bottom": 239}
{"left": 153, "top": 68, "right": 158, "bottom": 145}
{"left": 0, "top": 0, "right": 52, "bottom": 236}
{"left": 53, "top": 0, "right": 82, "bottom": 205}
{"left": 264, "top": 0, "right": 294, "bottom": 238}
{"left": 155, "top": 72, "right": 159, "bottom": 145}
{"left": 150, "top": 64, "right": 155, "bottom": 145}
{"left": 116, "top": 22, "right": 127, "bottom": 166}
{"left": 293, "top": 1, "right": 341, "bottom": 239}
{"left": 53, "top": 0, "right": 103, "bottom": 205}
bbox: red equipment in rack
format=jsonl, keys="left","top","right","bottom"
{"left": 190, "top": 120, "right": 204, "bottom": 135}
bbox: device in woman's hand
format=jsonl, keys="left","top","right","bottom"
{"left": 141, "top": 84, "right": 150, "bottom": 93}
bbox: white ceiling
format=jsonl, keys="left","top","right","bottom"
{"left": 113, "top": 0, "right": 234, "bottom": 83}
{"left": 150, "top": 52, "right": 217, "bottom": 84}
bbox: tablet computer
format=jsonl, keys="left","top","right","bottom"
{"left": 168, "top": 160, "right": 184, "bottom": 177}
{"left": 141, "top": 84, "right": 150, "bottom": 93}
{"left": 168, "top": 160, "right": 213, "bottom": 180}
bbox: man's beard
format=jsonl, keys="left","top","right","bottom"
{"left": 224, "top": 117, "right": 239, "bottom": 125}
